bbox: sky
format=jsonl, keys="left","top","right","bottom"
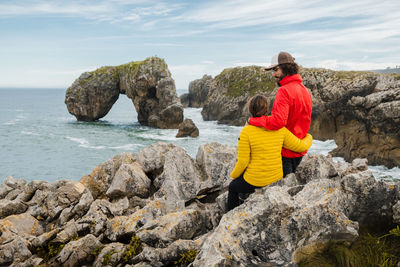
{"left": 0, "top": 0, "right": 399, "bottom": 89}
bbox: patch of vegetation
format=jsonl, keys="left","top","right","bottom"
{"left": 102, "top": 249, "right": 116, "bottom": 265}
{"left": 122, "top": 235, "right": 143, "bottom": 263}
{"left": 174, "top": 249, "right": 199, "bottom": 266}
{"left": 390, "top": 73, "right": 400, "bottom": 80}
{"left": 215, "top": 66, "right": 276, "bottom": 98}
{"left": 35, "top": 242, "right": 66, "bottom": 262}
{"left": 298, "top": 226, "right": 400, "bottom": 267}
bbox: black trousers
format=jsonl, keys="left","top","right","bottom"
{"left": 227, "top": 174, "right": 259, "bottom": 211}
{"left": 282, "top": 156, "right": 303, "bottom": 177}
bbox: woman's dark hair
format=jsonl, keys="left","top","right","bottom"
{"left": 248, "top": 95, "right": 268, "bottom": 117}
{"left": 279, "top": 62, "right": 299, "bottom": 76}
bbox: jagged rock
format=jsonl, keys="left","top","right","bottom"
{"left": 136, "top": 209, "right": 206, "bottom": 248}
{"left": 65, "top": 57, "right": 184, "bottom": 128}
{"left": 0, "top": 213, "right": 44, "bottom": 243}
{"left": 192, "top": 67, "right": 400, "bottom": 167}
{"left": 106, "top": 162, "right": 151, "bottom": 199}
{"left": 295, "top": 154, "right": 339, "bottom": 184}
{"left": 0, "top": 199, "right": 28, "bottom": 219}
{"left": 154, "top": 146, "right": 203, "bottom": 202}
{"left": 105, "top": 198, "right": 184, "bottom": 242}
{"left": 0, "top": 176, "right": 26, "bottom": 200}
{"left": 179, "top": 93, "right": 189, "bottom": 107}
{"left": 26, "top": 180, "right": 85, "bottom": 225}
{"left": 193, "top": 180, "right": 358, "bottom": 266}
{"left": 196, "top": 142, "right": 237, "bottom": 192}
{"left": 176, "top": 118, "right": 199, "bottom": 138}
{"left": 81, "top": 152, "right": 138, "bottom": 199}
{"left": 64, "top": 66, "right": 119, "bottom": 121}
{"left": 57, "top": 234, "right": 103, "bottom": 267}
{"left": 201, "top": 66, "right": 276, "bottom": 125}
{"left": 1, "top": 143, "right": 400, "bottom": 266}
{"left": 137, "top": 142, "right": 177, "bottom": 174}
{"left": 11, "top": 255, "right": 43, "bottom": 267}
{"left": 93, "top": 242, "right": 127, "bottom": 267}
{"left": 133, "top": 239, "right": 199, "bottom": 265}
{"left": 187, "top": 74, "right": 213, "bottom": 108}
{"left": 0, "top": 236, "right": 32, "bottom": 266}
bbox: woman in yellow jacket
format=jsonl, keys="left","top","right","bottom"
{"left": 227, "top": 95, "right": 313, "bottom": 211}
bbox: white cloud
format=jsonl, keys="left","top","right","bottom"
{"left": 314, "top": 59, "right": 398, "bottom": 71}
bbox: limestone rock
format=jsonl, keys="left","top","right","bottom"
{"left": 138, "top": 142, "right": 177, "bottom": 174}
{"left": 176, "top": 118, "right": 199, "bottom": 138}
{"left": 187, "top": 74, "right": 213, "bottom": 108}
{"left": 0, "top": 213, "right": 44, "bottom": 243}
{"left": 137, "top": 209, "right": 206, "bottom": 247}
{"left": 179, "top": 93, "right": 189, "bottom": 107}
{"left": 0, "top": 199, "right": 27, "bottom": 219}
{"left": 194, "top": 67, "right": 400, "bottom": 167}
{"left": 93, "top": 242, "right": 127, "bottom": 267}
{"left": 133, "top": 239, "right": 199, "bottom": 265}
{"left": 106, "top": 162, "right": 151, "bottom": 199}
{"left": 196, "top": 142, "right": 237, "bottom": 192}
{"left": 2, "top": 143, "right": 400, "bottom": 266}
{"left": 201, "top": 66, "right": 276, "bottom": 125}
{"left": 0, "top": 236, "right": 32, "bottom": 266}
{"left": 193, "top": 180, "right": 358, "bottom": 266}
{"left": 65, "top": 57, "right": 184, "bottom": 128}
{"left": 80, "top": 152, "right": 137, "bottom": 199}
{"left": 65, "top": 66, "right": 120, "bottom": 121}
{"left": 57, "top": 234, "right": 103, "bottom": 267}
{"left": 153, "top": 146, "right": 203, "bottom": 202}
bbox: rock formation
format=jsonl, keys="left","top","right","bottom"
{"left": 180, "top": 75, "right": 213, "bottom": 108}
{"left": 201, "top": 66, "right": 276, "bottom": 125}
{"left": 65, "top": 57, "right": 184, "bottom": 129}
{"left": 176, "top": 118, "right": 199, "bottom": 138}
{"left": 194, "top": 66, "right": 400, "bottom": 167}
{"left": 1, "top": 142, "right": 399, "bottom": 266}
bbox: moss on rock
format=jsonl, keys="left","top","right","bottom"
{"left": 298, "top": 226, "right": 400, "bottom": 267}
{"left": 214, "top": 66, "right": 276, "bottom": 98}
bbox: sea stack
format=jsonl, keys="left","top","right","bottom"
{"left": 65, "top": 57, "right": 184, "bottom": 129}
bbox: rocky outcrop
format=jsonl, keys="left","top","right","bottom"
{"left": 65, "top": 57, "right": 184, "bottom": 129}
{"left": 201, "top": 66, "right": 277, "bottom": 125}
{"left": 182, "top": 75, "right": 213, "bottom": 108}
{"left": 1, "top": 143, "right": 399, "bottom": 266}
{"left": 176, "top": 118, "right": 199, "bottom": 138}
{"left": 193, "top": 66, "right": 400, "bottom": 167}
{"left": 302, "top": 70, "right": 400, "bottom": 168}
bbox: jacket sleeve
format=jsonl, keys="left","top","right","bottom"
{"left": 230, "top": 128, "right": 250, "bottom": 179}
{"left": 248, "top": 88, "right": 289, "bottom": 130}
{"left": 282, "top": 128, "right": 313, "bottom": 153}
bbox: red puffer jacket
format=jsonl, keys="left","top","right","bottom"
{"left": 248, "top": 74, "right": 312, "bottom": 158}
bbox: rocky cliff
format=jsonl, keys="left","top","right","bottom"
{"left": 1, "top": 142, "right": 399, "bottom": 266}
{"left": 65, "top": 57, "right": 184, "bottom": 129}
{"left": 195, "top": 66, "right": 400, "bottom": 168}
{"left": 180, "top": 75, "right": 213, "bottom": 108}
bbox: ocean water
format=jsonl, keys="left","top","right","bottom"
{"left": 0, "top": 88, "right": 399, "bottom": 183}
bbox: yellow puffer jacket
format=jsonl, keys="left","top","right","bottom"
{"left": 230, "top": 125, "right": 313, "bottom": 187}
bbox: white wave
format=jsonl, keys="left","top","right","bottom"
{"left": 135, "top": 130, "right": 178, "bottom": 141}
{"left": 110, "top": 143, "right": 145, "bottom": 150}
{"left": 21, "top": 131, "right": 40, "bottom": 136}
{"left": 80, "top": 144, "right": 107, "bottom": 150}
{"left": 66, "top": 136, "right": 89, "bottom": 145}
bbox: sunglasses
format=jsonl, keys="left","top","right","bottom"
{"left": 272, "top": 66, "right": 280, "bottom": 72}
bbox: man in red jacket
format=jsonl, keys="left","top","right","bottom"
{"left": 248, "top": 51, "right": 312, "bottom": 176}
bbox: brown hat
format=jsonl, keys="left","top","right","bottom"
{"left": 265, "top": 51, "right": 295, "bottom": 70}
